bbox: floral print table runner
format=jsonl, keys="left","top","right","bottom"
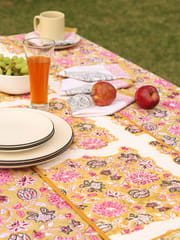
{"left": 0, "top": 34, "right": 179, "bottom": 240}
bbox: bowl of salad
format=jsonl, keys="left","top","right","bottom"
{"left": 0, "top": 54, "right": 30, "bottom": 95}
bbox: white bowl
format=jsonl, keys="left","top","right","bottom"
{"left": 0, "top": 75, "right": 30, "bottom": 95}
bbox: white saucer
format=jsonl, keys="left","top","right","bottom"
{"left": 0, "top": 108, "right": 73, "bottom": 168}
{"left": 25, "top": 32, "right": 81, "bottom": 50}
{"left": 0, "top": 108, "right": 54, "bottom": 151}
{"left": 55, "top": 34, "right": 81, "bottom": 50}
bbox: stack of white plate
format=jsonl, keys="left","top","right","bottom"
{"left": 0, "top": 108, "right": 73, "bottom": 168}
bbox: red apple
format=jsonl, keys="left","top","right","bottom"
{"left": 91, "top": 81, "right": 117, "bottom": 106}
{"left": 135, "top": 85, "right": 160, "bottom": 109}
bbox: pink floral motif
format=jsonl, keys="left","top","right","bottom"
{"left": 153, "top": 78, "right": 174, "bottom": 87}
{"left": 133, "top": 205, "right": 143, "bottom": 210}
{"left": 125, "top": 171, "right": 159, "bottom": 185}
{"left": 159, "top": 195, "right": 167, "bottom": 200}
{"left": 100, "top": 51, "right": 118, "bottom": 58}
{"left": 94, "top": 129, "right": 107, "bottom": 136}
{"left": 39, "top": 187, "right": 48, "bottom": 192}
{"left": 161, "top": 100, "right": 180, "bottom": 111}
{"left": 136, "top": 214, "right": 153, "bottom": 225}
{"left": 8, "top": 219, "right": 31, "bottom": 232}
{"left": 87, "top": 193, "right": 97, "bottom": 197}
{"left": 139, "top": 159, "right": 154, "bottom": 169}
{"left": 32, "top": 231, "right": 45, "bottom": 239}
{"left": 168, "top": 125, "right": 180, "bottom": 136}
{"left": 123, "top": 184, "right": 131, "bottom": 189}
{"left": 66, "top": 160, "right": 81, "bottom": 169}
{"left": 65, "top": 213, "right": 74, "bottom": 219}
{"left": 120, "top": 111, "right": 133, "bottom": 120}
{"left": 16, "top": 210, "right": 25, "bottom": 218}
{"left": 105, "top": 190, "right": 123, "bottom": 199}
{"left": 71, "top": 194, "right": 84, "bottom": 199}
{"left": 27, "top": 207, "right": 55, "bottom": 222}
{"left": 48, "top": 193, "right": 71, "bottom": 209}
{"left": 16, "top": 175, "right": 36, "bottom": 187}
{"left": 174, "top": 205, "right": 180, "bottom": 212}
{"left": 13, "top": 202, "right": 22, "bottom": 209}
{"left": 62, "top": 116, "right": 76, "bottom": 125}
{"left": 93, "top": 201, "right": 127, "bottom": 217}
{"left": 0, "top": 169, "right": 13, "bottom": 185}
{"left": 78, "top": 138, "right": 107, "bottom": 149}
{"left": 89, "top": 171, "right": 97, "bottom": 177}
{"left": 90, "top": 237, "right": 99, "bottom": 240}
{"left": 17, "top": 188, "right": 37, "bottom": 200}
{"left": 123, "top": 228, "right": 130, "bottom": 234}
{"left": 139, "top": 115, "right": 153, "bottom": 123}
{"left": 8, "top": 233, "right": 30, "bottom": 240}
{"left": 133, "top": 225, "right": 144, "bottom": 231}
{"left": 163, "top": 173, "right": 171, "bottom": 178}
{"left": 55, "top": 58, "right": 74, "bottom": 66}
{"left": 51, "top": 170, "right": 81, "bottom": 183}
{"left": 105, "top": 63, "right": 130, "bottom": 78}
{"left": 0, "top": 216, "right": 4, "bottom": 227}
{"left": 55, "top": 236, "right": 74, "bottom": 240}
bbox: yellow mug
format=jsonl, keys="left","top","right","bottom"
{"left": 33, "top": 11, "right": 65, "bottom": 41}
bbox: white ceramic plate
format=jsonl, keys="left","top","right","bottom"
{"left": 0, "top": 108, "right": 54, "bottom": 151}
{"left": 55, "top": 34, "right": 81, "bottom": 50}
{"left": 0, "top": 108, "right": 73, "bottom": 168}
{"left": 25, "top": 32, "right": 80, "bottom": 50}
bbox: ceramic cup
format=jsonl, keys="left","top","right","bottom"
{"left": 33, "top": 11, "right": 65, "bottom": 41}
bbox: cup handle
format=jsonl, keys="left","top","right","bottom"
{"left": 33, "top": 16, "right": 40, "bottom": 32}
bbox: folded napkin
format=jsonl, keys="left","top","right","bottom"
{"left": 67, "top": 92, "right": 134, "bottom": 117}
{"left": 60, "top": 64, "right": 134, "bottom": 117}
{"left": 60, "top": 63, "right": 132, "bottom": 82}
{"left": 60, "top": 78, "right": 133, "bottom": 96}
{"left": 25, "top": 28, "right": 78, "bottom": 47}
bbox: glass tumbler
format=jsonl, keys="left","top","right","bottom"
{"left": 23, "top": 37, "right": 55, "bottom": 111}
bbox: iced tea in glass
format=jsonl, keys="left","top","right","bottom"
{"left": 23, "top": 37, "right": 55, "bottom": 111}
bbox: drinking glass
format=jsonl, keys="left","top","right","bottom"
{"left": 23, "top": 37, "right": 55, "bottom": 111}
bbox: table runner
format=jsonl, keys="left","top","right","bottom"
{"left": 0, "top": 34, "right": 179, "bottom": 240}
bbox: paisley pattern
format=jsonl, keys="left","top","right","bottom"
{"left": 62, "top": 71, "right": 114, "bottom": 81}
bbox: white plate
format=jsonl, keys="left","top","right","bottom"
{"left": 25, "top": 32, "right": 81, "bottom": 50}
{"left": 0, "top": 108, "right": 54, "bottom": 151}
{"left": 0, "top": 108, "right": 73, "bottom": 168}
{"left": 55, "top": 34, "right": 81, "bottom": 50}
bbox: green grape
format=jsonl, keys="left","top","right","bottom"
{"left": 4, "top": 64, "right": 10, "bottom": 70}
{"left": 4, "top": 57, "right": 11, "bottom": 64}
{"left": 13, "top": 71, "right": 19, "bottom": 76}
{"left": 0, "top": 54, "right": 28, "bottom": 76}
{"left": 12, "top": 69, "right": 19, "bottom": 76}
{"left": 0, "top": 54, "right": 4, "bottom": 60}
{"left": 15, "top": 63, "right": 22, "bottom": 70}
{"left": 15, "top": 57, "right": 25, "bottom": 64}
{"left": 20, "top": 66, "right": 28, "bottom": 75}
{"left": 0, "top": 61, "right": 6, "bottom": 68}
{"left": 6, "top": 69, "right": 12, "bottom": 75}
{"left": 12, "top": 55, "right": 18, "bottom": 61}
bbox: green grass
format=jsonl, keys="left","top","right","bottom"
{"left": 0, "top": 0, "right": 179, "bottom": 86}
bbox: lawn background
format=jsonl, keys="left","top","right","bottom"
{"left": 0, "top": 0, "right": 179, "bottom": 86}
